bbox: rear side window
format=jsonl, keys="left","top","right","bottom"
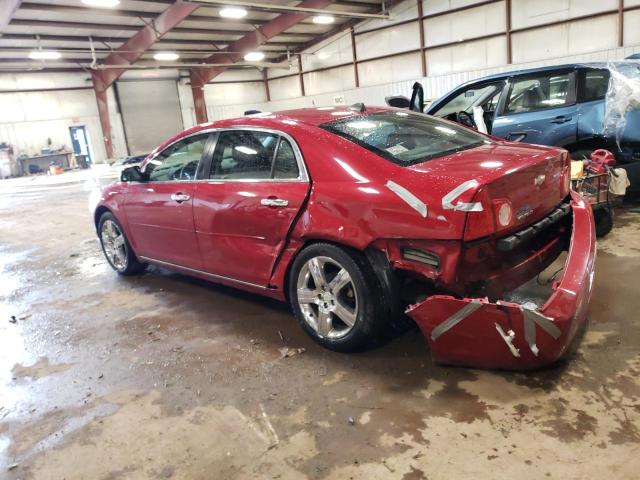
{"left": 209, "top": 130, "right": 300, "bottom": 180}
{"left": 321, "top": 112, "right": 490, "bottom": 167}
{"left": 506, "top": 73, "right": 573, "bottom": 113}
{"left": 580, "top": 69, "right": 610, "bottom": 102}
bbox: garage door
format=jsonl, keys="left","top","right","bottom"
{"left": 116, "top": 80, "right": 184, "bottom": 155}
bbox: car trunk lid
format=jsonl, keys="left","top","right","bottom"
{"left": 409, "top": 141, "right": 570, "bottom": 239}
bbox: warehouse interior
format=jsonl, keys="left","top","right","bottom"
{"left": 1, "top": 0, "right": 640, "bottom": 479}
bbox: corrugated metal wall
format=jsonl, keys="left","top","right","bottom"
{"left": 180, "top": 0, "right": 640, "bottom": 128}
{"left": 0, "top": 0, "right": 639, "bottom": 162}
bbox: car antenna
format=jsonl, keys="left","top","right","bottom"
{"left": 349, "top": 103, "right": 366, "bottom": 113}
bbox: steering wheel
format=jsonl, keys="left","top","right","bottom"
{"left": 456, "top": 111, "right": 476, "bottom": 128}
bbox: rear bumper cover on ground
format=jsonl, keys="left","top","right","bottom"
{"left": 406, "top": 191, "right": 596, "bottom": 370}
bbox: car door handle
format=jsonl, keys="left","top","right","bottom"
{"left": 507, "top": 132, "right": 527, "bottom": 142}
{"left": 260, "top": 198, "right": 289, "bottom": 207}
{"left": 551, "top": 115, "right": 571, "bottom": 124}
{"left": 170, "top": 192, "right": 191, "bottom": 203}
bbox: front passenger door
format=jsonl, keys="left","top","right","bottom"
{"left": 194, "top": 129, "right": 310, "bottom": 286}
{"left": 492, "top": 71, "right": 578, "bottom": 147}
{"left": 124, "top": 133, "right": 212, "bottom": 269}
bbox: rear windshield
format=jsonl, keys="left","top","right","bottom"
{"left": 321, "top": 111, "right": 491, "bottom": 166}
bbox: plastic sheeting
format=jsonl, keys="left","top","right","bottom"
{"left": 604, "top": 60, "right": 640, "bottom": 149}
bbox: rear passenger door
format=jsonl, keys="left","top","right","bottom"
{"left": 193, "top": 129, "right": 310, "bottom": 286}
{"left": 492, "top": 70, "right": 578, "bottom": 147}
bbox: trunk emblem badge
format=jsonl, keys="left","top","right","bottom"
{"left": 534, "top": 174, "right": 546, "bottom": 187}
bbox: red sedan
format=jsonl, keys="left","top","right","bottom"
{"left": 94, "top": 107, "right": 596, "bottom": 370}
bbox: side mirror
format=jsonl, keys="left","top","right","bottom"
{"left": 385, "top": 95, "right": 411, "bottom": 109}
{"left": 409, "top": 82, "right": 425, "bottom": 112}
{"left": 121, "top": 165, "right": 144, "bottom": 182}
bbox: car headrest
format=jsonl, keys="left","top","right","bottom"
{"left": 231, "top": 137, "right": 269, "bottom": 171}
{"left": 522, "top": 88, "right": 541, "bottom": 108}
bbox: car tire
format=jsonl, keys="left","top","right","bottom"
{"left": 594, "top": 207, "right": 614, "bottom": 238}
{"left": 98, "top": 212, "right": 146, "bottom": 276}
{"left": 288, "top": 243, "right": 386, "bottom": 352}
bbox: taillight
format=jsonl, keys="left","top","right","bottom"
{"left": 463, "top": 188, "right": 495, "bottom": 240}
{"left": 493, "top": 199, "right": 513, "bottom": 227}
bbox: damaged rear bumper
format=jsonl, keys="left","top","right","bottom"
{"left": 406, "top": 191, "right": 596, "bottom": 370}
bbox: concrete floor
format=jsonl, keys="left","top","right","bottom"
{"left": 1, "top": 168, "right": 639, "bottom": 480}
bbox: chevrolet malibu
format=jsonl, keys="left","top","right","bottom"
{"left": 93, "top": 107, "right": 596, "bottom": 370}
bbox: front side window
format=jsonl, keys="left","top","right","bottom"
{"left": 506, "top": 73, "right": 572, "bottom": 113}
{"left": 321, "top": 112, "right": 490, "bottom": 167}
{"left": 145, "top": 134, "right": 209, "bottom": 182}
{"left": 209, "top": 130, "right": 300, "bottom": 180}
{"left": 434, "top": 83, "right": 503, "bottom": 117}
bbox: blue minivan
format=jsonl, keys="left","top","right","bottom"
{"left": 422, "top": 63, "right": 640, "bottom": 190}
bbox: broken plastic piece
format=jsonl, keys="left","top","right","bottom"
{"left": 406, "top": 191, "right": 596, "bottom": 370}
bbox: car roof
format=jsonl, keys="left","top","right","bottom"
{"left": 147, "top": 106, "right": 393, "bottom": 157}
{"left": 458, "top": 62, "right": 610, "bottom": 84}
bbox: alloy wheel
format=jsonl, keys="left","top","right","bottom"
{"left": 100, "top": 219, "right": 128, "bottom": 271}
{"left": 296, "top": 256, "right": 359, "bottom": 339}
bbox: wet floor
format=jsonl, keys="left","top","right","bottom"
{"left": 1, "top": 170, "right": 639, "bottom": 479}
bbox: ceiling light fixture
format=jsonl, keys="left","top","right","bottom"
{"left": 312, "top": 15, "right": 335, "bottom": 24}
{"left": 219, "top": 6, "right": 248, "bottom": 18}
{"left": 153, "top": 52, "right": 180, "bottom": 61}
{"left": 244, "top": 51, "right": 265, "bottom": 62}
{"left": 29, "top": 50, "right": 62, "bottom": 60}
{"left": 81, "top": 0, "right": 121, "bottom": 7}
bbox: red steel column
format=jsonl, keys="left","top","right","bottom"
{"left": 417, "top": 0, "right": 427, "bottom": 77}
{"left": 505, "top": 0, "right": 512, "bottom": 64}
{"left": 92, "top": 73, "right": 114, "bottom": 159}
{"left": 190, "top": 70, "right": 208, "bottom": 125}
{"left": 297, "top": 55, "right": 306, "bottom": 97}
{"left": 618, "top": 0, "right": 624, "bottom": 47}
{"left": 262, "top": 68, "right": 271, "bottom": 102}
{"left": 350, "top": 27, "right": 359, "bottom": 87}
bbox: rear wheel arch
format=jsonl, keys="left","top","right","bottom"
{"left": 282, "top": 239, "right": 366, "bottom": 303}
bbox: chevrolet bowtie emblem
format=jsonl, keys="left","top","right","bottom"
{"left": 534, "top": 174, "right": 546, "bottom": 187}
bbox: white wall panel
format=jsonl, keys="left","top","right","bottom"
{"left": 423, "top": 0, "right": 489, "bottom": 16}
{"left": 424, "top": 1, "right": 505, "bottom": 47}
{"left": 623, "top": 10, "right": 640, "bottom": 46}
{"left": 268, "top": 63, "right": 299, "bottom": 79}
{"left": 427, "top": 35, "right": 507, "bottom": 76}
{"left": 511, "top": 0, "right": 617, "bottom": 29}
{"left": 359, "top": 52, "right": 423, "bottom": 87}
{"left": 0, "top": 87, "right": 116, "bottom": 163}
{"left": 204, "top": 81, "right": 266, "bottom": 107}
{"left": 355, "top": 1, "right": 419, "bottom": 32}
{"left": 512, "top": 14, "right": 618, "bottom": 63}
{"left": 302, "top": 32, "right": 353, "bottom": 71}
{"left": 303, "top": 65, "right": 354, "bottom": 96}
{"left": 269, "top": 75, "right": 301, "bottom": 101}
{"left": 356, "top": 22, "right": 420, "bottom": 61}
{"left": 215, "top": 69, "right": 263, "bottom": 82}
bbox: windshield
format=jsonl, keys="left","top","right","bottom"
{"left": 321, "top": 111, "right": 491, "bottom": 166}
